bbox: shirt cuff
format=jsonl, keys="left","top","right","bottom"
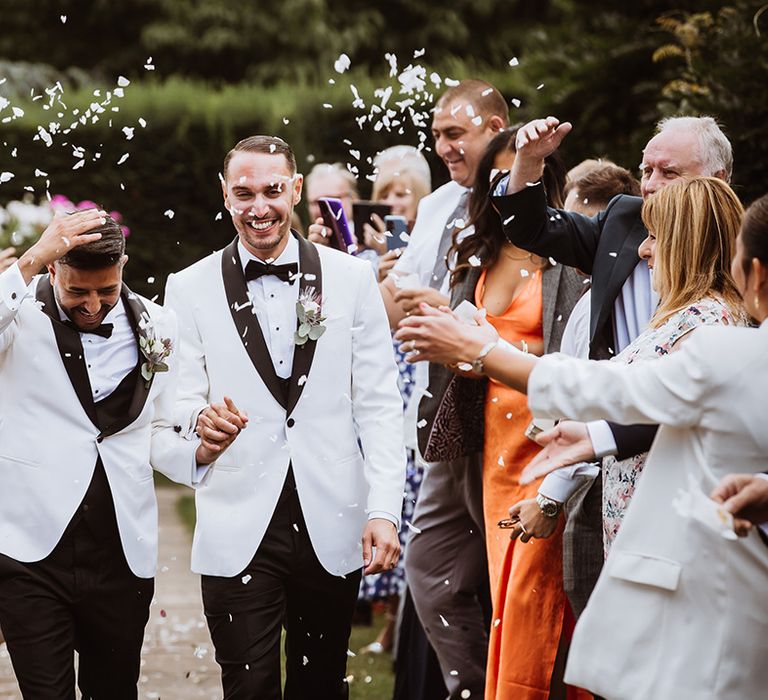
{"left": 538, "top": 463, "right": 600, "bottom": 503}
{"left": 0, "top": 262, "right": 30, "bottom": 311}
{"left": 586, "top": 420, "right": 618, "bottom": 458}
{"left": 368, "top": 510, "right": 400, "bottom": 529}
{"left": 189, "top": 437, "right": 212, "bottom": 485}
{"left": 493, "top": 174, "right": 511, "bottom": 196}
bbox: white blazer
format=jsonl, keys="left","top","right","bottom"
{"left": 0, "top": 268, "right": 200, "bottom": 578}
{"left": 165, "top": 234, "right": 406, "bottom": 577}
{"left": 528, "top": 323, "right": 768, "bottom": 700}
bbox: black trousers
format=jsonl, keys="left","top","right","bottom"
{"left": 0, "top": 520, "right": 153, "bottom": 699}
{"left": 202, "top": 469, "right": 362, "bottom": 700}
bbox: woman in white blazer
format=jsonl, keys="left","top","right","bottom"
{"left": 395, "top": 184, "right": 768, "bottom": 700}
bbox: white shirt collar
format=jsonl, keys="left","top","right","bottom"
{"left": 238, "top": 232, "right": 299, "bottom": 273}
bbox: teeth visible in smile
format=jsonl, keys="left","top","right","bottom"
{"left": 249, "top": 220, "right": 275, "bottom": 231}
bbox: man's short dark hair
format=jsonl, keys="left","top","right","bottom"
{"left": 58, "top": 214, "right": 126, "bottom": 269}
{"left": 223, "top": 135, "right": 297, "bottom": 180}
{"left": 565, "top": 164, "right": 641, "bottom": 209}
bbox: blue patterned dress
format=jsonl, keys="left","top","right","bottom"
{"left": 360, "top": 338, "right": 423, "bottom": 600}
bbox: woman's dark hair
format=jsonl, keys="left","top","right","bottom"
{"left": 741, "top": 193, "right": 768, "bottom": 275}
{"left": 449, "top": 126, "right": 566, "bottom": 287}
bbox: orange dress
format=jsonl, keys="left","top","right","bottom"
{"left": 476, "top": 269, "right": 591, "bottom": 700}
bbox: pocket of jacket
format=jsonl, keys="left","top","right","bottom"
{"left": 608, "top": 551, "right": 682, "bottom": 591}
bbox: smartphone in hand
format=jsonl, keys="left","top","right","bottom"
{"left": 384, "top": 215, "right": 409, "bottom": 252}
{"left": 318, "top": 198, "right": 356, "bottom": 254}
{"left": 353, "top": 201, "right": 392, "bottom": 239}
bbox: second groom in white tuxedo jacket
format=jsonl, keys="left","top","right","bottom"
{"left": 165, "top": 135, "right": 406, "bottom": 699}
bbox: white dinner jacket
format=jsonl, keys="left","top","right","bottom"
{"left": 528, "top": 323, "right": 768, "bottom": 700}
{"left": 0, "top": 268, "right": 200, "bottom": 578}
{"left": 165, "top": 233, "right": 406, "bottom": 577}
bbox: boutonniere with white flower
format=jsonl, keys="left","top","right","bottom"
{"left": 295, "top": 287, "right": 326, "bottom": 346}
{"left": 138, "top": 329, "right": 173, "bottom": 386}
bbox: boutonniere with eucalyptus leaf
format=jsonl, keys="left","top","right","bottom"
{"left": 138, "top": 329, "right": 173, "bottom": 387}
{"left": 295, "top": 287, "right": 326, "bottom": 346}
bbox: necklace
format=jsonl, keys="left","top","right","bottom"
{"left": 502, "top": 249, "right": 534, "bottom": 262}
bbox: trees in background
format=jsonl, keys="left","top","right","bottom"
{"left": 0, "top": 0, "right": 765, "bottom": 294}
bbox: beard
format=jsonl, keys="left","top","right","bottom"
{"left": 237, "top": 215, "right": 291, "bottom": 253}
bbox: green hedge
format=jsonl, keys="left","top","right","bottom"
{"left": 0, "top": 70, "right": 533, "bottom": 298}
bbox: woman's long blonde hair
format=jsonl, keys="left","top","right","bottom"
{"left": 641, "top": 177, "right": 744, "bottom": 327}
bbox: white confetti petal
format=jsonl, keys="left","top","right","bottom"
{"left": 334, "top": 53, "right": 351, "bottom": 74}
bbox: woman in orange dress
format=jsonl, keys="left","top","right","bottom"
{"left": 447, "top": 129, "right": 589, "bottom": 700}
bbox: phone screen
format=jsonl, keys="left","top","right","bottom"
{"left": 384, "top": 215, "right": 409, "bottom": 252}
{"left": 318, "top": 198, "right": 356, "bottom": 254}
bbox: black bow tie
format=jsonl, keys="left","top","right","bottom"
{"left": 244, "top": 260, "right": 298, "bottom": 285}
{"left": 63, "top": 320, "right": 114, "bottom": 339}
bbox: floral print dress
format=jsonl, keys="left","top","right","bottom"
{"left": 602, "top": 297, "right": 744, "bottom": 555}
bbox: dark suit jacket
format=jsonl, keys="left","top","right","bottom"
{"left": 417, "top": 261, "right": 586, "bottom": 461}
{"left": 492, "top": 183, "right": 657, "bottom": 460}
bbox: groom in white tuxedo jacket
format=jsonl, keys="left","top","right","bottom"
{"left": 165, "top": 135, "right": 406, "bottom": 699}
{"left": 0, "top": 211, "right": 237, "bottom": 698}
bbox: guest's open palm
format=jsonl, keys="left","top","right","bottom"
{"left": 519, "top": 420, "right": 595, "bottom": 484}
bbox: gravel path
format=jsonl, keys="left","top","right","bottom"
{"left": 0, "top": 487, "right": 221, "bottom": 699}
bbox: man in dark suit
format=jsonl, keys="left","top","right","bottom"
{"left": 490, "top": 114, "right": 733, "bottom": 615}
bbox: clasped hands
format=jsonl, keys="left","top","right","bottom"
{"left": 194, "top": 396, "right": 248, "bottom": 466}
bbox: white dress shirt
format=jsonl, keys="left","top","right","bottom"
{"left": 392, "top": 180, "right": 470, "bottom": 453}
{"left": 56, "top": 298, "right": 138, "bottom": 401}
{"left": 239, "top": 237, "right": 300, "bottom": 380}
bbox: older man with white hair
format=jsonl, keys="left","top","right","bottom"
{"left": 490, "top": 114, "right": 734, "bottom": 617}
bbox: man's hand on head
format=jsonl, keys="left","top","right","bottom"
{"left": 19, "top": 209, "right": 108, "bottom": 285}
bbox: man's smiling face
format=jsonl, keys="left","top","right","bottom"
{"left": 431, "top": 99, "right": 501, "bottom": 188}
{"left": 222, "top": 151, "right": 303, "bottom": 261}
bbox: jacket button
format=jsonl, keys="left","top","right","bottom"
{"left": 287, "top": 418, "right": 295, "bottom": 428}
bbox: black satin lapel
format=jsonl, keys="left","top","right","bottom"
{"left": 98, "top": 285, "right": 152, "bottom": 439}
{"left": 221, "top": 237, "right": 288, "bottom": 409}
{"left": 35, "top": 276, "right": 99, "bottom": 428}
{"left": 286, "top": 233, "right": 322, "bottom": 417}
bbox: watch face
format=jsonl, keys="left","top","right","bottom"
{"left": 542, "top": 502, "right": 559, "bottom": 517}
{"left": 537, "top": 495, "right": 560, "bottom": 518}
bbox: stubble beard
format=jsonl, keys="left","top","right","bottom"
{"left": 239, "top": 216, "right": 291, "bottom": 255}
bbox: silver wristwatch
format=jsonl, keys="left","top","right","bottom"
{"left": 536, "top": 493, "right": 562, "bottom": 518}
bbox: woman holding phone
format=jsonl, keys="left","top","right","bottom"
{"left": 395, "top": 181, "right": 768, "bottom": 700}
